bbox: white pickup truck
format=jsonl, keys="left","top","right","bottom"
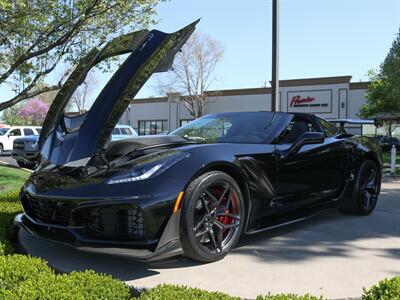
{"left": 0, "top": 126, "right": 41, "bottom": 156}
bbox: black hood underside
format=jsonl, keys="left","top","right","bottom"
{"left": 38, "top": 21, "right": 199, "bottom": 167}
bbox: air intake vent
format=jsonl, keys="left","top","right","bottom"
{"left": 87, "top": 205, "right": 145, "bottom": 240}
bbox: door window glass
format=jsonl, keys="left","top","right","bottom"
{"left": 278, "top": 120, "right": 319, "bottom": 144}
{"left": 23, "top": 128, "right": 35, "bottom": 136}
{"left": 9, "top": 129, "right": 21, "bottom": 136}
{"left": 319, "top": 118, "right": 338, "bottom": 137}
{"left": 120, "top": 128, "right": 132, "bottom": 135}
{"left": 112, "top": 128, "right": 120, "bottom": 135}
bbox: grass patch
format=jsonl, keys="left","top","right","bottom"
{"left": 382, "top": 151, "right": 400, "bottom": 174}
{"left": 382, "top": 151, "right": 400, "bottom": 165}
{"left": 0, "top": 166, "right": 26, "bottom": 255}
{"left": 0, "top": 166, "right": 29, "bottom": 202}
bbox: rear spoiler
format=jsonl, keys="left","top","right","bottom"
{"left": 330, "top": 119, "right": 375, "bottom": 132}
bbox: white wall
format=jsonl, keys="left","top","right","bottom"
{"left": 349, "top": 89, "right": 368, "bottom": 119}
{"left": 205, "top": 94, "right": 272, "bottom": 114}
{"left": 123, "top": 101, "right": 169, "bottom": 130}
{"left": 119, "top": 82, "right": 369, "bottom": 135}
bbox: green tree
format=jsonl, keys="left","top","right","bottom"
{"left": 361, "top": 28, "right": 400, "bottom": 136}
{"left": 0, "top": 0, "right": 161, "bottom": 112}
{"left": 0, "top": 102, "right": 26, "bottom": 125}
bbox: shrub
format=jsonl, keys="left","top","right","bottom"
{"left": 138, "top": 284, "right": 240, "bottom": 300}
{"left": 256, "top": 293, "right": 324, "bottom": 300}
{"left": 0, "top": 199, "right": 22, "bottom": 255}
{"left": 10, "top": 270, "right": 131, "bottom": 300}
{"left": 362, "top": 276, "right": 400, "bottom": 300}
{"left": 0, "top": 254, "right": 53, "bottom": 297}
{"left": 0, "top": 256, "right": 130, "bottom": 300}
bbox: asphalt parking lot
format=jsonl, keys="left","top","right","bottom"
{"left": 18, "top": 178, "right": 400, "bottom": 299}
{"left": 0, "top": 155, "right": 17, "bottom": 167}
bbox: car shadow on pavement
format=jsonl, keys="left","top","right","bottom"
{"left": 18, "top": 179, "right": 400, "bottom": 282}
{"left": 18, "top": 229, "right": 203, "bottom": 281}
{"left": 234, "top": 179, "right": 400, "bottom": 263}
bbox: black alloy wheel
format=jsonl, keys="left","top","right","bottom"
{"left": 341, "top": 159, "right": 381, "bottom": 215}
{"left": 180, "top": 171, "right": 245, "bottom": 262}
{"left": 0, "top": 144, "right": 3, "bottom": 156}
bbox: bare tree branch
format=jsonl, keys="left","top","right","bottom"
{"left": 0, "top": 85, "right": 61, "bottom": 111}
{"left": 70, "top": 72, "right": 97, "bottom": 113}
{"left": 157, "top": 32, "right": 224, "bottom": 119}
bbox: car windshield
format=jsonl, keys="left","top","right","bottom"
{"left": 0, "top": 128, "right": 9, "bottom": 136}
{"left": 170, "top": 112, "right": 278, "bottom": 144}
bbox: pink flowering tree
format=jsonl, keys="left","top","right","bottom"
{"left": 17, "top": 99, "right": 49, "bottom": 126}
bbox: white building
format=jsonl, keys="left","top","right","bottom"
{"left": 120, "top": 75, "right": 371, "bottom": 135}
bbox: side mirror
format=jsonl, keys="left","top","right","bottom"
{"left": 289, "top": 132, "right": 324, "bottom": 155}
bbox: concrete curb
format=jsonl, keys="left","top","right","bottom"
{"left": 0, "top": 160, "right": 33, "bottom": 173}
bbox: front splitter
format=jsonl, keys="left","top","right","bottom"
{"left": 14, "top": 211, "right": 183, "bottom": 262}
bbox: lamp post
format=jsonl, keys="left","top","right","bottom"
{"left": 271, "top": 0, "right": 280, "bottom": 112}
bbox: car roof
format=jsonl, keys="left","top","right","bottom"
{"left": 8, "top": 126, "right": 41, "bottom": 129}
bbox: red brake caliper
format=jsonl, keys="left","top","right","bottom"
{"left": 215, "top": 188, "right": 238, "bottom": 237}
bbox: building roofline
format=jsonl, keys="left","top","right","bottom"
{"left": 205, "top": 87, "right": 271, "bottom": 97}
{"left": 275, "top": 75, "right": 352, "bottom": 87}
{"left": 131, "top": 96, "right": 168, "bottom": 104}
{"left": 349, "top": 81, "right": 371, "bottom": 90}
{"left": 130, "top": 76, "right": 370, "bottom": 104}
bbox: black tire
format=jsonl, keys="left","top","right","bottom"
{"left": 340, "top": 159, "right": 381, "bottom": 215}
{"left": 0, "top": 144, "right": 3, "bottom": 156}
{"left": 17, "top": 161, "right": 36, "bottom": 170}
{"left": 180, "top": 171, "right": 245, "bottom": 262}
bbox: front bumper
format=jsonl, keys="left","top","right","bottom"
{"left": 15, "top": 211, "right": 183, "bottom": 261}
{"left": 11, "top": 150, "right": 38, "bottom": 163}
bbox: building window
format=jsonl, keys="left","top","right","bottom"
{"left": 138, "top": 120, "right": 168, "bottom": 135}
{"left": 179, "top": 119, "right": 194, "bottom": 127}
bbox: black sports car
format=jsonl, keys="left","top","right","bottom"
{"left": 15, "top": 21, "right": 383, "bottom": 262}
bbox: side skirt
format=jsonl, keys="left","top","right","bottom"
{"left": 244, "top": 178, "right": 354, "bottom": 235}
{"left": 244, "top": 206, "right": 339, "bottom": 235}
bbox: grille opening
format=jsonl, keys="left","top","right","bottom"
{"left": 13, "top": 141, "right": 25, "bottom": 150}
{"left": 22, "top": 194, "right": 73, "bottom": 226}
{"left": 87, "top": 205, "right": 145, "bottom": 241}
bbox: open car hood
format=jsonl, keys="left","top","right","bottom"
{"left": 39, "top": 20, "right": 199, "bottom": 166}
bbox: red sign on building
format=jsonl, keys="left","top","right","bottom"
{"left": 289, "top": 95, "right": 315, "bottom": 107}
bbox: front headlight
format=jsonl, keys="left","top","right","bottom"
{"left": 106, "top": 151, "right": 190, "bottom": 185}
